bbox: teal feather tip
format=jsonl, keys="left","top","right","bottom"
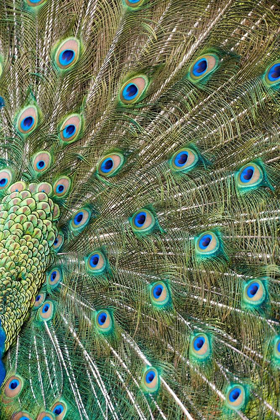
{"left": 85, "top": 250, "right": 108, "bottom": 275}
{"left": 149, "top": 281, "right": 172, "bottom": 309}
{"left": 189, "top": 333, "right": 212, "bottom": 362}
{"left": 141, "top": 367, "right": 161, "bottom": 394}
{"left": 242, "top": 278, "right": 268, "bottom": 309}
{"left": 235, "top": 160, "right": 273, "bottom": 193}
{"left": 195, "top": 230, "right": 224, "bottom": 259}
{"left": 225, "top": 384, "right": 249, "bottom": 411}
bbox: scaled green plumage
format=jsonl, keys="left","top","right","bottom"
{"left": 0, "top": 0, "right": 279, "bottom": 419}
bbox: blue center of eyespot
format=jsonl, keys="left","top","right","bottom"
{"left": 21, "top": 116, "right": 34, "bottom": 131}
{"left": 277, "top": 340, "right": 280, "bottom": 353}
{"left": 146, "top": 371, "right": 155, "bottom": 383}
{"left": 122, "top": 83, "right": 139, "bottom": 100}
{"left": 229, "top": 388, "right": 241, "bottom": 402}
{"left": 0, "top": 178, "right": 8, "bottom": 186}
{"left": 199, "top": 234, "right": 212, "bottom": 250}
{"left": 98, "top": 312, "right": 107, "bottom": 325}
{"left": 54, "top": 238, "right": 58, "bottom": 246}
{"left": 29, "top": 0, "right": 42, "bottom": 3}
{"left": 43, "top": 304, "right": 50, "bottom": 313}
{"left": 42, "top": 417, "right": 52, "bottom": 420}
{"left": 90, "top": 254, "right": 100, "bottom": 268}
{"left": 0, "top": 97, "right": 5, "bottom": 108}
{"left": 268, "top": 63, "right": 280, "bottom": 81}
{"left": 37, "top": 160, "right": 45, "bottom": 170}
{"left": 153, "top": 285, "right": 163, "bottom": 299}
{"left": 9, "top": 379, "right": 19, "bottom": 390}
{"left": 74, "top": 212, "right": 84, "bottom": 225}
{"left": 193, "top": 58, "right": 208, "bottom": 76}
{"left": 20, "top": 417, "right": 30, "bottom": 420}
{"left": 128, "top": 0, "right": 141, "bottom": 3}
{"left": 174, "top": 151, "right": 188, "bottom": 167}
{"left": 240, "top": 166, "right": 254, "bottom": 183}
{"left": 134, "top": 212, "right": 146, "bottom": 227}
{"left": 63, "top": 124, "right": 76, "bottom": 139}
{"left": 56, "top": 184, "right": 65, "bottom": 194}
{"left": 101, "top": 158, "right": 114, "bottom": 173}
{"left": 53, "top": 405, "right": 64, "bottom": 415}
{"left": 194, "top": 336, "right": 205, "bottom": 351}
{"left": 59, "top": 49, "right": 75, "bottom": 66}
{"left": 51, "top": 271, "right": 57, "bottom": 282}
{"left": 247, "top": 282, "right": 259, "bottom": 298}
{"left": 35, "top": 295, "right": 41, "bottom": 302}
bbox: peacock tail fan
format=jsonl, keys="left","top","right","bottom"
{"left": 0, "top": 0, "right": 279, "bottom": 419}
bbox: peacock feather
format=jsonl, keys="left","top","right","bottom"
{"left": 0, "top": 0, "right": 279, "bottom": 419}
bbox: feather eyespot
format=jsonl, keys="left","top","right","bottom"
{"left": 51, "top": 401, "right": 67, "bottom": 420}
{"left": 141, "top": 367, "right": 160, "bottom": 394}
{"left": 38, "top": 300, "right": 54, "bottom": 321}
{"left": 170, "top": 148, "right": 199, "bottom": 173}
{"left": 120, "top": 75, "right": 148, "bottom": 104}
{"left": 264, "top": 62, "right": 280, "bottom": 86}
{"left": 4, "top": 375, "right": 23, "bottom": 399}
{"left": 33, "top": 292, "right": 46, "bottom": 309}
{"left": 53, "top": 38, "right": 81, "bottom": 72}
{"left": 226, "top": 385, "right": 247, "bottom": 411}
{"left": 273, "top": 336, "right": 280, "bottom": 361}
{"left": 32, "top": 151, "right": 52, "bottom": 175}
{"left": 124, "top": 0, "right": 144, "bottom": 7}
{"left": 11, "top": 412, "right": 33, "bottom": 420}
{"left": 53, "top": 176, "right": 71, "bottom": 198}
{"left": 8, "top": 181, "right": 27, "bottom": 193}
{"left": 85, "top": 250, "right": 107, "bottom": 275}
{"left": 189, "top": 54, "right": 219, "bottom": 82}
{"left": 242, "top": 279, "right": 266, "bottom": 307}
{"left": 47, "top": 267, "right": 62, "bottom": 290}
{"left": 59, "top": 114, "right": 83, "bottom": 144}
{"left": 0, "top": 169, "right": 12, "bottom": 190}
{"left": 130, "top": 208, "right": 156, "bottom": 235}
{"left": 150, "top": 281, "right": 171, "bottom": 308}
{"left": 95, "top": 310, "right": 114, "bottom": 334}
{"left": 70, "top": 208, "right": 91, "bottom": 234}
{"left": 36, "top": 182, "right": 53, "bottom": 195}
{"left": 98, "top": 153, "right": 124, "bottom": 178}
{"left": 16, "top": 106, "right": 39, "bottom": 136}
{"left": 190, "top": 334, "right": 211, "bottom": 361}
{"left": 26, "top": 0, "right": 46, "bottom": 6}
{"left": 53, "top": 232, "right": 64, "bottom": 252}
{"left": 236, "top": 162, "right": 268, "bottom": 192}
{"left": 195, "top": 231, "right": 221, "bottom": 257}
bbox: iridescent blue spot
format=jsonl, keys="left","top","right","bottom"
{"left": 193, "top": 58, "right": 208, "bottom": 76}
{"left": 90, "top": 254, "right": 99, "bottom": 268}
{"left": 35, "top": 295, "right": 41, "bottom": 302}
{"left": 268, "top": 63, "right": 280, "bottom": 81}
{"left": 74, "top": 212, "right": 83, "bottom": 225}
{"left": 43, "top": 304, "right": 50, "bottom": 313}
{"left": 9, "top": 379, "right": 19, "bottom": 390}
{"left": 0, "top": 97, "right": 5, "bottom": 108}
{"left": 98, "top": 312, "right": 107, "bottom": 325}
{"left": 134, "top": 212, "right": 146, "bottom": 227}
{"left": 240, "top": 166, "right": 254, "bottom": 183}
{"left": 277, "top": 340, "right": 280, "bottom": 353}
{"left": 174, "top": 151, "right": 188, "bottom": 167}
{"left": 56, "top": 184, "right": 64, "bottom": 194}
{"left": 59, "top": 50, "right": 75, "bottom": 66}
{"left": 122, "top": 83, "right": 138, "bottom": 100}
{"left": 247, "top": 282, "right": 259, "bottom": 298}
{"left": 101, "top": 158, "right": 113, "bottom": 173}
{"left": 51, "top": 271, "right": 57, "bottom": 282}
{"left": 153, "top": 285, "right": 163, "bottom": 299}
{"left": 21, "top": 116, "right": 34, "bottom": 131}
{"left": 54, "top": 238, "right": 58, "bottom": 246}
{"left": 0, "top": 178, "right": 8, "bottom": 186}
{"left": 194, "top": 336, "right": 205, "bottom": 351}
{"left": 63, "top": 124, "right": 76, "bottom": 138}
{"left": 146, "top": 371, "right": 155, "bottom": 383}
{"left": 199, "top": 234, "right": 212, "bottom": 250}
{"left": 42, "top": 417, "right": 52, "bottom": 420}
{"left": 36, "top": 160, "right": 45, "bottom": 170}
{"left": 53, "top": 405, "right": 64, "bottom": 415}
{"left": 229, "top": 388, "right": 241, "bottom": 402}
